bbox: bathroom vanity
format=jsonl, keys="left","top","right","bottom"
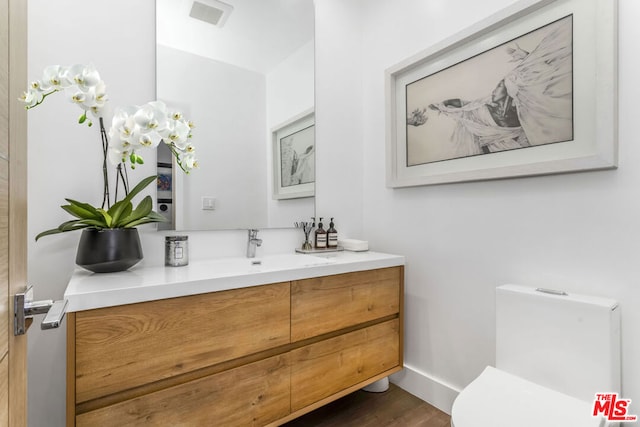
{"left": 63, "top": 252, "right": 404, "bottom": 426}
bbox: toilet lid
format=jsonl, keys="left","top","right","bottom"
{"left": 451, "top": 366, "right": 604, "bottom": 427}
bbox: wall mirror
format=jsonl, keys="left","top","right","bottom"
{"left": 156, "top": 0, "right": 315, "bottom": 231}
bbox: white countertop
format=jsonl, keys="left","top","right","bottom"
{"left": 64, "top": 251, "right": 405, "bottom": 312}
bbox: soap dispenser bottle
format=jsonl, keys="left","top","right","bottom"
{"left": 327, "top": 217, "right": 338, "bottom": 248}
{"left": 315, "top": 217, "right": 327, "bottom": 249}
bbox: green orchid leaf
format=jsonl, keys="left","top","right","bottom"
{"left": 118, "top": 196, "right": 153, "bottom": 226}
{"left": 58, "top": 219, "right": 88, "bottom": 231}
{"left": 116, "top": 202, "right": 134, "bottom": 227}
{"left": 35, "top": 221, "right": 91, "bottom": 241}
{"left": 108, "top": 199, "right": 133, "bottom": 228}
{"left": 123, "top": 211, "right": 168, "bottom": 228}
{"left": 96, "top": 209, "right": 113, "bottom": 228}
{"left": 132, "top": 195, "right": 153, "bottom": 217}
{"left": 63, "top": 199, "right": 101, "bottom": 219}
{"left": 35, "top": 228, "right": 68, "bottom": 241}
{"left": 78, "top": 219, "right": 110, "bottom": 228}
{"left": 119, "top": 175, "right": 156, "bottom": 207}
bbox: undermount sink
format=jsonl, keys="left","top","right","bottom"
{"left": 246, "top": 253, "right": 336, "bottom": 270}
{"left": 204, "top": 253, "right": 335, "bottom": 276}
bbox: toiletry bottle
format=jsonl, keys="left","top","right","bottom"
{"left": 327, "top": 218, "right": 338, "bottom": 248}
{"left": 315, "top": 217, "right": 327, "bottom": 249}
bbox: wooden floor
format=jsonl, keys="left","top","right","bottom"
{"left": 282, "top": 384, "right": 451, "bottom": 427}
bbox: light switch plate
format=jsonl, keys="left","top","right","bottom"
{"left": 202, "top": 196, "right": 216, "bottom": 210}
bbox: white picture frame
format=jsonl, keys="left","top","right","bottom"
{"left": 385, "top": 0, "right": 617, "bottom": 188}
{"left": 272, "top": 109, "right": 315, "bottom": 199}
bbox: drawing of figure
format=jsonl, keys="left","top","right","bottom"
{"left": 280, "top": 125, "right": 315, "bottom": 187}
{"left": 428, "top": 78, "right": 529, "bottom": 155}
{"left": 291, "top": 145, "right": 314, "bottom": 184}
{"left": 409, "top": 15, "right": 572, "bottom": 162}
{"left": 502, "top": 16, "right": 573, "bottom": 146}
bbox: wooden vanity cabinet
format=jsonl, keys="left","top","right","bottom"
{"left": 66, "top": 266, "right": 403, "bottom": 426}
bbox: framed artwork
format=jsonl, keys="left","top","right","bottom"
{"left": 386, "top": 0, "right": 617, "bottom": 187}
{"left": 272, "top": 109, "right": 315, "bottom": 199}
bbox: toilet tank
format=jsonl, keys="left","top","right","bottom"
{"left": 496, "top": 284, "right": 620, "bottom": 402}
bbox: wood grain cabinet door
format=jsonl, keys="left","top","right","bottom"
{"left": 76, "top": 354, "right": 291, "bottom": 427}
{"left": 291, "top": 267, "right": 401, "bottom": 342}
{"left": 290, "top": 319, "right": 400, "bottom": 412}
{"left": 74, "top": 282, "right": 290, "bottom": 404}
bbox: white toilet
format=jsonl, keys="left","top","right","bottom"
{"left": 451, "top": 284, "right": 620, "bottom": 427}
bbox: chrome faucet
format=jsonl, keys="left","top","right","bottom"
{"left": 246, "top": 229, "right": 262, "bottom": 258}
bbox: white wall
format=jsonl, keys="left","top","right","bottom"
{"left": 314, "top": 1, "right": 365, "bottom": 238}
{"left": 317, "top": 0, "right": 640, "bottom": 415}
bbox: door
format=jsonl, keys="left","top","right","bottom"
{"left": 1, "top": 0, "right": 28, "bottom": 425}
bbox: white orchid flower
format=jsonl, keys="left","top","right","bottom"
{"left": 81, "top": 88, "right": 101, "bottom": 110}
{"left": 19, "top": 88, "right": 44, "bottom": 108}
{"left": 106, "top": 124, "right": 136, "bottom": 166}
{"left": 133, "top": 102, "right": 167, "bottom": 133}
{"left": 182, "top": 153, "right": 198, "bottom": 170}
{"left": 132, "top": 129, "right": 162, "bottom": 149}
{"left": 164, "top": 119, "right": 191, "bottom": 149}
{"left": 20, "top": 63, "right": 109, "bottom": 128}
{"left": 25, "top": 63, "right": 198, "bottom": 174}
{"left": 170, "top": 111, "right": 182, "bottom": 120}
{"left": 90, "top": 81, "right": 108, "bottom": 116}
{"left": 109, "top": 106, "right": 138, "bottom": 139}
{"left": 30, "top": 80, "right": 44, "bottom": 91}
{"left": 41, "top": 65, "right": 71, "bottom": 91}
{"left": 68, "top": 88, "right": 89, "bottom": 108}
{"left": 108, "top": 100, "right": 196, "bottom": 171}
{"left": 107, "top": 144, "right": 129, "bottom": 166}
{"left": 66, "top": 64, "right": 102, "bottom": 92}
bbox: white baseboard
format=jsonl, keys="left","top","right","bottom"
{"left": 390, "top": 364, "right": 460, "bottom": 415}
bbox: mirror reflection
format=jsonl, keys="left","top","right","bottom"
{"left": 156, "top": 0, "right": 315, "bottom": 231}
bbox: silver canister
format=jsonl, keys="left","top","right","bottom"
{"left": 165, "top": 235, "right": 189, "bottom": 267}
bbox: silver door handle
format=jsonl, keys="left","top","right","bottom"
{"left": 14, "top": 286, "right": 68, "bottom": 335}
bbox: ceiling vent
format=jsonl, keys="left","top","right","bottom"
{"left": 189, "top": 0, "right": 234, "bottom": 27}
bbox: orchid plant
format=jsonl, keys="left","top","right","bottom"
{"left": 21, "top": 64, "right": 198, "bottom": 240}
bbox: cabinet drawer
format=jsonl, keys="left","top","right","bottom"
{"left": 291, "top": 267, "right": 401, "bottom": 341}
{"left": 290, "top": 319, "right": 400, "bottom": 411}
{"left": 74, "top": 282, "right": 290, "bottom": 404}
{"left": 76, "top": 354, "right": 290, "bottom": 427}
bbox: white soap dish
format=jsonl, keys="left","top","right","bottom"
{"left": 338, "top": 239, "right": 369, "bottom": 252}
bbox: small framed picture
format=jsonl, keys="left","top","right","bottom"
{"left": 156, "top": 163, "right": 173, "bottom": 200}
{"left": 272, "top": 110, "right": 315, "bottom": 199}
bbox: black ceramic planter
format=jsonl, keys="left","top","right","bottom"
{"left": 75, "top": 228, "right": 143, "bottom": 273}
